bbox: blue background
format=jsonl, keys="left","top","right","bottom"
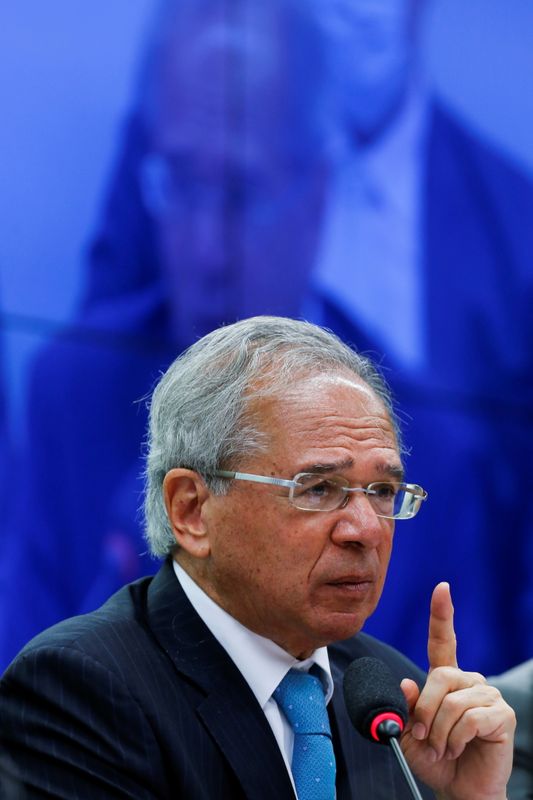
{"left": 0, "top": 0, "right": 532, "bottom": 675}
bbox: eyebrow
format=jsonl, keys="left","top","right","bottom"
{"left": 297, "top": 459, "right": 405, "bottom": 481}
{"left": 299, "top": 459, "right": 354, "bottom": 474}
{"left": 377, "top": 463, "right": 405, "bottom": 481}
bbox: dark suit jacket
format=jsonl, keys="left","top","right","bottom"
{"left": 0, "top": 560, "right": 435, "bottom": 799}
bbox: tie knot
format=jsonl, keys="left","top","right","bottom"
{"left": 274, "top": 670, "right": 331, "bottom": 736}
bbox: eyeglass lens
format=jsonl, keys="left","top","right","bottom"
{"left": 290, "top": 474, "right": 422, "bottom": 518}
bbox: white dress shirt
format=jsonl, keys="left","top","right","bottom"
{"left": 172, "top": 560, "right": 334, "bottom": 792}
{"left": 306, "top": 83, "right": 430, "bottom": 368}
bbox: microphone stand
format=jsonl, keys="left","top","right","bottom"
{"left": 378, "top": 719, "right": 424, "bottom": 800}
{"left": 388, "top": 737, "right": 424, "bottom": 800}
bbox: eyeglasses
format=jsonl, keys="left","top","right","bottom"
{"left": 139, "top": 152, "right": 313, "bottom": 224}
{"left": 140, "top": 153, "right": 253, "bottom": 219}
{"left": 211, "top": 470, "right": 428, "bottom": 520}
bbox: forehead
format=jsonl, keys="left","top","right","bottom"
{"left": 150, "top": 18, "right": 285, "bottom": 147}
{"left": 147, "top": 11, "right": 324, "bottom": 163}
{"left": 313, "top": 0, "right": 412, "bottom": 26}
{"left": 252, "top": 373, "right": 400, "bottom": 469}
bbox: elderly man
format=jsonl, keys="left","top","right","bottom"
{"left": 0, "top": 317, "right": 514, "bottom": 798}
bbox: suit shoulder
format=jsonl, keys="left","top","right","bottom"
{"left": 432, "top": 99, "right": 533, "bottom": 181}
{"left": 430, "top": 98, "right": 533, "bottom": 221}
{"left": 9, "top": 576, "right": 154, "bottom": 671}
{"left": 490, "top": 659, "right": 533, "bottom": 706}
{"left": 329, "top": 631, "right": 427, "bottom": 688}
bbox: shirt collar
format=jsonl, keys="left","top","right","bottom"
{"left": 173, "top": 560, "right": 334, "bottom": 708}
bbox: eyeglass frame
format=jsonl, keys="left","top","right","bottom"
{"left": 139, "top": 151, "right": 315, "bottom": 224}
{"left": 211, "top": 470, "right": 428, "bottom": 520}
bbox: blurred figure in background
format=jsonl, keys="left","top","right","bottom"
{"left": 0, "top": 0, "right": 331, "bottom": 667}
{"left": 1, "top": 0, "right": 532, "bottom": 675}
{"left": 302, "top": 0, "right": 533, "bottom": 674}
{"left": 491, "top": 659, "right": 533, "bottom": 799}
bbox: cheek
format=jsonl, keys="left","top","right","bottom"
{"left": 209, "top": 493, "right": 325, "bottom": 588}
{"left": 238, "top": 532, "right": 317, "bottom": 604}
{"left": 377, "top": 528, "right": 394, "bottom": 575}
{"left": 209, "top": 506, "right": 281, "bottom": 578}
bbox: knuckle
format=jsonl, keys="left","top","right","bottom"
{"left": 495, "top": 692, "right": 517, "bottom": 726}
{"left": 430, "top": 665, "right": 456, "bottom": 684}
{"left": 445, "top": 735, "right": 466, "bottom": 760}
{"left": 441, "top": 691, "right": 463, "bottom": 715}
{"left": 467, "top": 671, "right": 486, "bottom": 685}
{"left": 461, "top": 706, "right": 480, "bottom": 729}
{"left": 485, "top": 684, "right": 503, "bottom": 702}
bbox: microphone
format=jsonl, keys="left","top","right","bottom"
{"left": 343, "top": 656, "right": 424, "bottom": 800}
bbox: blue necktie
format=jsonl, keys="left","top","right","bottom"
{"left": 274, "top": 669, "right": 336, "bottom": 800}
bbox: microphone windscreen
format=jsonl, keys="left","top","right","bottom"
{"left": 343, "top": 656, "right": 408, "bottom": 743}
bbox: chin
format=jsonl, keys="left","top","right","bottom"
{"left": 310, "top": 613, "right": 367, "bottom": 651}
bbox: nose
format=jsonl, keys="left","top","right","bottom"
{"left": 193, "top": 198, "right": 230, "bottom": 267}
{"left": 329, "top": 492, "right": 389, "bottom": 548}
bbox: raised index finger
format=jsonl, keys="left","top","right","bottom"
{"left": 427, "top": 581, "right": 458, "bottom": 670}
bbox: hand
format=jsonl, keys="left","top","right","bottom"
{"left": 399, "top": 582, "right": 515, "bottom": 800}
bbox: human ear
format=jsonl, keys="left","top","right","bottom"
{"left": 162, "top": 468, "right": 211, "bottom": 558}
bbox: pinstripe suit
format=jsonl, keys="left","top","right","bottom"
{"left": 0, "top": 560, "right": 434, "bottom": 798}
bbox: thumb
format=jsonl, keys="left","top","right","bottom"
{"left": 400, "top": 677, "right": 420, "bottom": 715}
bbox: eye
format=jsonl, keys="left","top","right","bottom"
{"left": 294, "top": 477, "right": 336, "bottom": 498}
{"left": 291, "top": 475, "right": 345, "bottom": 511}
{"left": 306, "top": 480, "right": 335, "bottom": 497}
{"left": 371, "top": 482, "right": 398, "bottom": 499}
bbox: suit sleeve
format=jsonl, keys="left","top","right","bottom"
{"left": 489, "top": 663, "right": 533, "bottom": 800}
{"left": 0, "top": 643, "right": 170, "bottom": 799}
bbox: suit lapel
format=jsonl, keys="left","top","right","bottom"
{"left": 330, "top": 656, "right": 359, "bottom": 800}
{"left": 144, "top": 561, "right": 296, "bottom": 799}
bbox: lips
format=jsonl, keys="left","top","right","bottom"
{"left": 326, "top": 574, "right": 374, "bottom": 589}
{"left": 328, "top": 571, "right": 374, "bottom": 583}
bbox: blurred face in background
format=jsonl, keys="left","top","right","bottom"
{"left": 311, "top": 0, "right": 423, "bottom": 140}
{"left": 140, "top": 1, "right": 329, "bottom": 342}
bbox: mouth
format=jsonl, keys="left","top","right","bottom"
{"left": 325, "top": 576, "right": 374, "bottom": 593}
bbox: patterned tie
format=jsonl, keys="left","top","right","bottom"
{"left": 274, "top": 669, "right": 336, "bottom": 800}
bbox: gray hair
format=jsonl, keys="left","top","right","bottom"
{"left": 144, "top": 315, "right": 401, "bottom": 556}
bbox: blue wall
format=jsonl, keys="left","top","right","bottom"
{"left": 0, "top": 1, "right": 532, "bottom": 674}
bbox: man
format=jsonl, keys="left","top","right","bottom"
{"left": 3, "top": 0, "right": 532, "bottom": 679}
{"left": 0, "top": 317, "right": 515, "bottom": 798}
{"left": 0, "top": 0, "right": 330, "bottom": 670}
{"left": 491, "top": 660, "right": 533, "bottom": 799}
{"left": 302, "top": 0, "right": 533, "bottom": 674}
